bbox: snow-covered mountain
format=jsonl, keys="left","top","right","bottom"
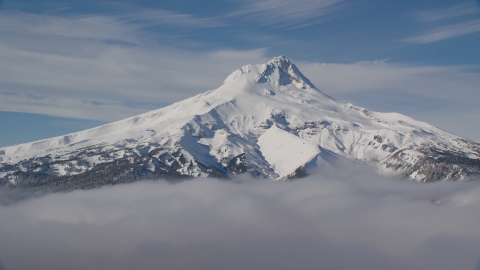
{"left": 1, "top": 56, "right": 480, "bottom": 191}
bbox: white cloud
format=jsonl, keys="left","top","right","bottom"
{"left": 406, "top": 2, "right": 480, "bottom": 44}
{"left": 0, "top": 11, "right": 269, "bottom": 121}
{"left": 114, "top": 6, "right": 226, "bottom": 28}
{"left": 0, "top": 12, "right": 138, "bottom": 42}
{"left": 1, "top": 169, "right": 480, "bottom": 270}
{"left": 0, "top": 93, "right": 147, "bottom": 121}
{"left": 405, "top": 19, "right": 480, "bottom": 44}
{"left": 228, "top": 0, "right": 345, "bottom": 27}
{"left": 414, "top": 2, "right": 479, "bottom": 22}
{"left": 298, "top": 60, "right": 480, "bottom": 103}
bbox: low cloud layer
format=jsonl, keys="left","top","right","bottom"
{"left": 1, "top": 166, "right": 479, "bottom": 270}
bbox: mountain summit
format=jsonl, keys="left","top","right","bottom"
{"left": 1, "top": 56, "right": 480, "bottom": 191}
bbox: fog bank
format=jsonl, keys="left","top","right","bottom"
{"left": 0, "top": 169, "right": 479, "bottom": 270}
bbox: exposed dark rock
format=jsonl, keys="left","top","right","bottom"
{"left": 226, "top": 153, "right": 247, "bottom": 174}
{"left": 286, "top": 166, "right": 308, "bottom": 179}
{"left": 383, "top": 147, "right": 480, "bottom": 182}
{"left": 374, "top": 135, "right": 383, "bottom": 143}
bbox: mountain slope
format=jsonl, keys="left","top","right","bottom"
{"left": 1, "top": 56, "right": 480, "bottom": 191}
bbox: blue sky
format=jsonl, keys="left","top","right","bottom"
{"left": 0, "top": 0, "right": 480, "bottom": 147}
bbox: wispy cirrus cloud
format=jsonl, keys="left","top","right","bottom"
{"left": 299, "top": 60, "right": 480, "bottom": 106}
{"left": 405, "top": 2, "right": 480, "bottom": 44}
{"left": 0, "top": 11, "right": 268, "bottom": 121}
{"left": 404, "top": 19, "right": 480, "bottom": 44}
{"left": 0, "top": 12, "right": 138, "bottom": 42}
{"left": 413, "top": 2, "right": 479, "bottom": 22}
{"left": 0, "top": 92, "right": 148, "bottom": 122}
{"left": 228, "top": 0, "right": 346, "bottom": 27}
{"left": 105, "top": 2, "right": 226, "bottom": 29}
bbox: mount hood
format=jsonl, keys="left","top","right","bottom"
{"left": 1, "top": 56, "right": 480, "bottom": 191}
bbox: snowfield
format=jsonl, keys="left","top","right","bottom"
{"left": 258, "top": 125, "right": 320, "bottom": 178}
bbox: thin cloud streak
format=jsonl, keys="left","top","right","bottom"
{"left": 0, "top": 11, "right": 138, "bottom": 42}
{"left": 414, "top": 2, "right": 479, "bottom": 22}
{"left": 228, "top": 0, "right": 345, "bottom": 27}
{"left": 298, "top": 60, "right": 480, "bottom": 103}
{"left": 405, "top": 19, "right": 480, "bottom": 44}
{"left": 107, "top": 3, "right": 227, "bottom": 29}
{"left": 0, "top": 93, "right": 148, "bottom": 121}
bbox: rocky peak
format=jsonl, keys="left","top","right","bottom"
{"left": 260, "top": 55, "right": 317, "bottom": 90}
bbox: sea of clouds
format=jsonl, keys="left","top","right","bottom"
{"left": 0, "top": 165, "right": 479, "bottom": 270}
